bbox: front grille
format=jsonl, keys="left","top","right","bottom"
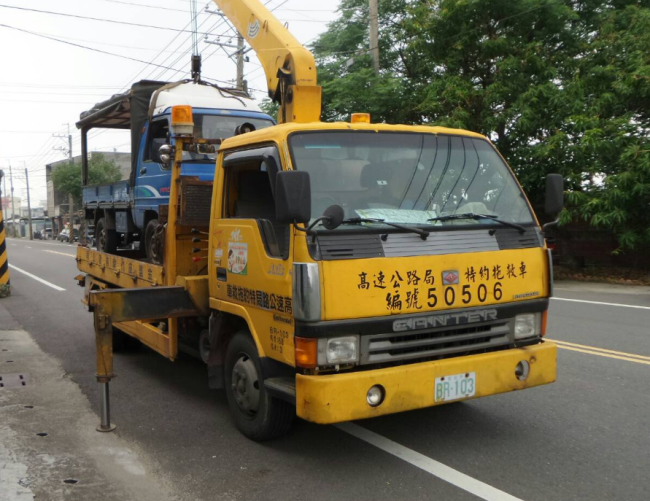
{"left": 360, "top": 320, "right": 511, "bottom": 365}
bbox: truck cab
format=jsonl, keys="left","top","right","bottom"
{"left": 204, "top": 120, "right": 558, "bottom": 432}
{"left": 78, "top": 81, "right": 274, "bottom": 262}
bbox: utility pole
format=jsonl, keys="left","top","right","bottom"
{"left": 24, "top": 166, "right": 33, "bottom": 241}
{"left": 203, "top": 6, "right": 250, "bottom": 92}
{"left": 8, "top": 162, "right": 16, "bottom": 237}
{"left": 369, "top": 0, "right": 380, "bottom": 75}
{"left": 54, "top": 124, "right": 75, "bottom": 243}
{"left": 236, "top": 34, "right": 245, "bottom": 92}
{"left": 67, "top": 124, "right": 74, "bottom": 244}
{"left": 204, "top": 34, "right": 251, "bottom": 92}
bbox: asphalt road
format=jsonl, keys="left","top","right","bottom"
{"left": 2, "top": 237, "right": 649, "bottom": 501}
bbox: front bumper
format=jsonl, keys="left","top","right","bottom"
{"left": 295, "top": 341, "right": 556, "bottom": 424}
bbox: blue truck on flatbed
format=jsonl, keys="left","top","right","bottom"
{"left": 77, "top": 80, "right": 274, "bottom": 263}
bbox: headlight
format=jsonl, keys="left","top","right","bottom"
{"left": 318, "top": 336, "right": 359, "bottom": 365}
{"left": 514, "top": 313, "right": 541, "bottom": 340}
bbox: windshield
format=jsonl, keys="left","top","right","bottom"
{"left": 182, "top": 113, "right": 274, "bottom": 162}
{"left": 289, "top": 131, "right": 535, "bottom": 229}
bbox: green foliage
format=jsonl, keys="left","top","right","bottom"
{"left": 259, "top": 98, "right": 280, "bottom": 120}
{"left": 52, "top": 153, "right": 123, "bottom": 206}
{"left": 312, "top": 0, "right": 650, "bottom": 250}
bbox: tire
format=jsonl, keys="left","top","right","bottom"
{"left": 144, "top": 219, "right": 163, "bottom": 265}
{"left": 224, "top": 331, "right": 294, "bottom": 441}
{"left": 112, "top": 326, "right": 140, "bottom": 352}
{"left": 96, "top": 218, "right": 117, "bottom": 253}
{"left": 199, "top": 329, "right": 211, "bottom": 364}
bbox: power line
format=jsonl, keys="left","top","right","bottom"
{"left": 0, "top": 4, "right": 214, "bottom": 35}
{"left": 95, "top": 0, "right": 200, "bottom": 13}
{"left": 147, "top": 6, "right": 216, "bottom": 81}
{"left": 0, "top": 99, "right": 97, "bottom": 104}
{"left": 120, "top": 1, "right": 206, "bottom": 87}
{"left": 0, "top": 91, "right": 115, "bottom": 97}
{"left": 8, "top": 29, "right": 211, "bottom": 55}
{"left": 0, "top": 24, "right": 188, "bottom": 74}
{"left": 0, "top": 82, "right": 124, "bottom": 89}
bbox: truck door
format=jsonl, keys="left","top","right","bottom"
{"left": 210, "top": 145, "right": 294, "bottom": 366}
{"left": 133, "top": 117, "right": 171, "bottom": 229}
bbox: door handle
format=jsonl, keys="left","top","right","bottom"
{"left": 140, "top": 167, "right": 147, "bottom": 175}
{"left": 217, "top": 267, "right": 227, "bottom": 282}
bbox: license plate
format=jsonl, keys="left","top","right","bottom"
{"left": 434, "top": 372, "right": 476, "bottom": 402}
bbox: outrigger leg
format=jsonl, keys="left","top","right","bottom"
{"left": 94, "top": 308, "right": 116, "bottom": 432}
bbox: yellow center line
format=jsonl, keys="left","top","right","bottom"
{"left": 549, "top": 339, "right": 650, "bottom": 362}
{"left": 43, "top": 249, "right": 76, "bottom": 258}
{"left": 554, "top": 345, "right": 650, "bottom": 366}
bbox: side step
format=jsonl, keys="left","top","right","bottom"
{"left": 264, "top": 377, "right": 296, "bottom": 405}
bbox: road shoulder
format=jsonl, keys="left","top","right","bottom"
{"left": 0, "top": 307, "right": 180, "bottom": 501}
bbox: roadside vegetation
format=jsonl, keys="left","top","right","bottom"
{"left": 51, "top": 153, "right": 122, "bottom": 206}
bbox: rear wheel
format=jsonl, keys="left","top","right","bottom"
{"left": 144, "top": 219, "right": 163, "bottom": 265}
{"left": 96, "top": 218, "right": 117, "bottom": 253}
{"left": 224, "top": 331, "right": 294, "bottom": 441}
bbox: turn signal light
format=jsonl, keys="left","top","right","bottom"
{"left": 295, "top": 337, "right": 317, "bottom": 368}
{"left": 541, "top": 310, "right": 548, "bottom": 337}
{"left": 351, "top": 113, "right": 371, "bottom": 124}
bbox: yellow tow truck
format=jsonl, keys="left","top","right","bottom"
{"left": 78, "top": 0, "right": 563, "bottom": 440}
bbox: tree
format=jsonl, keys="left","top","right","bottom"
{"left": 311, "top": 0, "right": 650, "bottom": 251}
{"left": 259, "top": 98, "right": 280, "bottom": 121}
{"left": 52, "top": 153, "right": 123, "bottom": 206}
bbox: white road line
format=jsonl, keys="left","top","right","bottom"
{"left": 337, "top": 423, "right": 523, "bottom": 501}
{"left": 26, "top": 246, "right": 32, "bottom": 249}
{"left": 8, "top": 264, "right": 66, "bottom": 291}
{"left": 552, "top": 297, "right": 650, "bottom": 310}
{"left": 43, "top": 250, "right": 76, "bottom": 258}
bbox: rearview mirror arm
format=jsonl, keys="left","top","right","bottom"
{"left": 542, "top": 218, "right": 560, "bottom": 235}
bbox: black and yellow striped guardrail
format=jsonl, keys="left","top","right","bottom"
{"left": 0, "top": 169, "right": 10, "bottom": 298}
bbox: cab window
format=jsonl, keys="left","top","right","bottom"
{"left": 223, "top": 146, "right": 289, "bottom": 259}
{"left": 144, "top": 118, "right": 170, "bottom": 166}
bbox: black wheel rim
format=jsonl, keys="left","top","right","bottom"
{"left": 230, "top": 353, "right": 260, "bottom": 418}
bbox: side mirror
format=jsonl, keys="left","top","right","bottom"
{"left": 321, "top": 204, "right": 345, "bottom": 230}
{"left": 275, "top": 171, "right": 311, "bottom": 224}
{"left": 545, "top": 174, "right": 564, "bottom": 216}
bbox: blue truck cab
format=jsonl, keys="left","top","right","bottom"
{"left": 77, "top": 80, "right": 274, "bottom": 262}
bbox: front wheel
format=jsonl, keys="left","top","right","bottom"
{"left": 224, "top": 332, "right": 294, "bottom": 441}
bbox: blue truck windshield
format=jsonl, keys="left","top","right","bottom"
{"left": 183, "top": 114, "right": 274, "bottom": 162}
{"left": 289, "top": 131, "right": 535, "bottom": 228}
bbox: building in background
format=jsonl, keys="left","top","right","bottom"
{"left": 20, "top": 205, "right": 45, "bottom": 218}
{"left": 1, "top": 196, "right": 22, "bottom": 220}
{"left": 46, "top": 151, "right": 130, "bottom": 235}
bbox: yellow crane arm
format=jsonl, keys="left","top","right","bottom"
{"left": 212, "top": 0, "right": 322, "bottom": 124}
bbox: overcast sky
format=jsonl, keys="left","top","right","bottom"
{"left": 0, "top": 0, "right": 341, "bottom": 206}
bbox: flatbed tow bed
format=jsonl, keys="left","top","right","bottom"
{"left": 77, "top": 247, "right": 164, "bottom": 289}
{"left": 78, "top": 244, "right": 209, "bottom": 362}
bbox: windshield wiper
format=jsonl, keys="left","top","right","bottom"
{"left": 427, "top": 213, "right": 526, "bottom": 233}
{"left": 339, "top": 217, "right": 430, "bottom": 240}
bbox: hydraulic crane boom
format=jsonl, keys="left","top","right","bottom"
{"left": 212, "top": 0, "right": 321, "bottom": 124}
